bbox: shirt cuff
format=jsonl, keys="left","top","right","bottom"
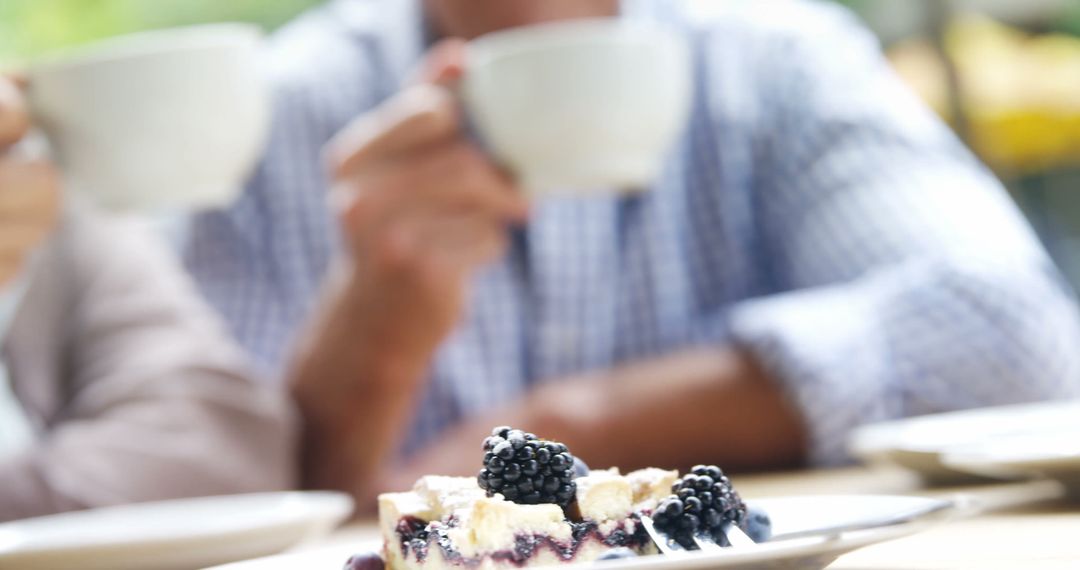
{"left": 727, "top": 284, "right": 902, "bottom": 465}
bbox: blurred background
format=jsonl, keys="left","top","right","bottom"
{"left": 2, "top": 0, "right": 1079, "bottom": 284}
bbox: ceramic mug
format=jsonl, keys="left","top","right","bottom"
{"left": 26, "top": 24, "right": 269, "bottom": 211}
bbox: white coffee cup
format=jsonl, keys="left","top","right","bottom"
{"left": 461, "top": 19, "right": 692, "bottom": 195}
{"left": 26, "top": 24, "right": 268, "bottom": 211}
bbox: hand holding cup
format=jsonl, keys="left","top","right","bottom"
{"left": 0, "top": 76, "right": 60, "bottom": 287}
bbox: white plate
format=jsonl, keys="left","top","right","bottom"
{"left": 211, "top": 494, "right": 959, "bottom": 570}
{"left": 943, "top": 432, "right": 1080, "bottom": 496}
{"left": 0, "top": 491, "right": 354, "bottom": 570}
{"left": 848, "top": 400, "right": 1080, "bottom": 483}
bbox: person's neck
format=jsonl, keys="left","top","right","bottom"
{"left": 425, "top": 0, "right": 620, "bottom": 40}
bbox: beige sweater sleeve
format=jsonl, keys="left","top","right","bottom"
{"left": 0, "top": 207, "right": 297, "bottom": 521}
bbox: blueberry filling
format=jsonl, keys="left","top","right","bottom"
{"left": 574, "top": 518, "right": 651, "bottom": 551}
{"left": 396, "top": 516, "right": 430, "bottom": 559}
{"left": 397, "top": 518, "right": 650, "bottom": 566}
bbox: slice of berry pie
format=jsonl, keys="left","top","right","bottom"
{"left": 365, "top": 426, "right": 767, "bottom": 570}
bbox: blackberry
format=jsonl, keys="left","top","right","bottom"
{"left": 477, "top": 426, "right": 578, "bottom": 509}
{"left": 651, "top": 465, "right": 747, "bottom": 549}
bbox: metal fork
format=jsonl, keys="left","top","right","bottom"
{"left": 639, "top": 516, "right": 756, "bottom": 555}
{"left": 639, "top": 515, "right": 686, "bottom": 555}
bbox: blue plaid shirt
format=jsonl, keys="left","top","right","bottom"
{"left": 185, "top": 0, "right": 1080, "bottom": 464}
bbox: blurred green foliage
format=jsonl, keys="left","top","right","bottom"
{"left": 0, "top": 0, "right": 322, "bottom": 65}
{"left": 1065, "top": 5, "right": 1080, "bottom": 35}
{"left": 2, "top": 0, "right": 1078, "bottom": 67}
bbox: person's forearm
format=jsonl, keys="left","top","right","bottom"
{"left": 392, "top": 347, "right": 807, "bottom": 490}
{"left": 524, "top": 347, "right": 808, "bottom": 472}
{"left": 288, "top": 268, "right": 430, "bottom": 501}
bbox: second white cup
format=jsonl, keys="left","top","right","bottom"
{"left": 461, "top": 19, "right": 692, "bottom": 195}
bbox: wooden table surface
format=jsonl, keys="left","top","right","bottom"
{"left": 215, "top": 466, "right": 1080, "bottom": 569}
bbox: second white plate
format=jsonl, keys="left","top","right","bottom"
{"left": 0, "top": 491, "right": 354, "bottom": 570}
{"left": 942, "top": 431, "right": 1080, "bottom": 496}
{"left": 848, "top": 400, "right": 1080, "bottom": 483}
